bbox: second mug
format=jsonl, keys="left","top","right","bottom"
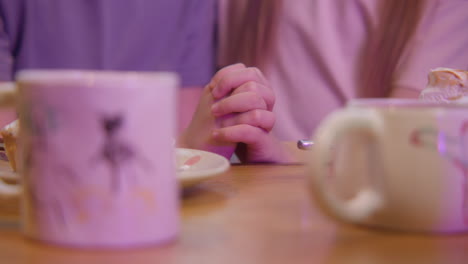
{"left": 309, "top": 98, "right": 468, "bottom": 233}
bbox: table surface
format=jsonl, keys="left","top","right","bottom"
{"left": 1, "top": 164, "right": 468, "bottom": 264}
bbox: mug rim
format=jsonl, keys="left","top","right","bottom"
{"left": 347, "top": 98, "right": 468, "bottom": 108}
{"left": 15, "top": 69, "right": 179, "bottom": 87}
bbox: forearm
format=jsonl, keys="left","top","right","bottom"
{"left": 177, "top": 86, "right": 204, "bottom": 135}
{"left": 177, "top": 83, "right": 235, "bottom": 157}
{"left": 389, "top": 85, "right": 421, "bottom": 98}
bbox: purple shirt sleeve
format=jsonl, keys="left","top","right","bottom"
{"left": 177, "top": 0, "right": 217, "bottom": 87}
{"left": 0, "top": 16, "right": 13, "bottom": 81}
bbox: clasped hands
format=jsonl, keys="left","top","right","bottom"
{"left": 179, "top": 63, "right": 294, "bottom": 163}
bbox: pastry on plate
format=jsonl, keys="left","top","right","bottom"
{"left": 420, "top": 68, "right": 468, "bottom": 103}
{"left": 0, "top": 119, "right": 19, "bottom": 172}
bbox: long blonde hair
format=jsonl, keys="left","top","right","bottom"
{"left": 360, "top": 0, "right": 427, "bottom": 97}
{"left": 223, "top": 0, "right": 282, "bottom": 69}
{"left": 223, "top": 0, "right": 428, "bottom": 98}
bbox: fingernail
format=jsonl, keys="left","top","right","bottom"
{"left": 211, "top": 91, "right": 220, "bottom": 100}
{"left": 211, "top": 103, "right": 219, "bottom": 114}
{"left": 206, "top": 82, "right": 215, "bottom": 92}
{"left": 212, "top": 130, "right": 220, "bottom": 138}
{"left": 212, "top": 86, "right": 224, "bottom": 100}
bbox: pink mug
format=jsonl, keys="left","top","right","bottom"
{"left": 309, "top": 98, "right": 468, "bottom": 233}
{"left": 0, "top": 70, "right": 179, "bottom": 248}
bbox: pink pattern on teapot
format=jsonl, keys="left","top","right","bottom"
{"left": 410, "top": 121, "right": 468, "bottom": 223}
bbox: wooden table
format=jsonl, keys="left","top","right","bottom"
{"left": 1, "top": 164, "right": 468, "bottom": 264}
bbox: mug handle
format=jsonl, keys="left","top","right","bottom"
{"left": 0, "top": 82, "right": 19, "bottom": 196}
{"left": 309, "top": 108, "right": 385, "bottom": 223}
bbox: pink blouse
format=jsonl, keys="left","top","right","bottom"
{"left": 218, "top": 0, "right": 468, "bottom": 140}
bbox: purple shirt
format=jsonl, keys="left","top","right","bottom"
{"left": 0, "top": 0, "right": 216, "bottom": 87}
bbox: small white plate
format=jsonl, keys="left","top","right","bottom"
{"left": 176, "top": 148, "right": 230, "bottom": 187}
{"left": 0, "top": 148, "right": 230, "bottom": 188}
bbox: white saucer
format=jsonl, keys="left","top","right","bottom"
{"left": 0, "top": 148, "right": 230, "bottom": 188}
{"left": 176, "top": 148, "right": 230, "bottom": 187}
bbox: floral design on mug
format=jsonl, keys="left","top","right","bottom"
{"left": 410, "top": 124, "right": 468, "bottom": 167}
{"left": 410, "top": 122, "right": 468, "bottom": 223}
{"left": 91, "top": 113, "right": 153, "bottom": 194}
{"left": 21, "top": 103, "right": 78, "bottom": 229}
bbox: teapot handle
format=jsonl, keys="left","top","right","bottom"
{"left": 309, "top": 108, "right": 385, "bottom": 223}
